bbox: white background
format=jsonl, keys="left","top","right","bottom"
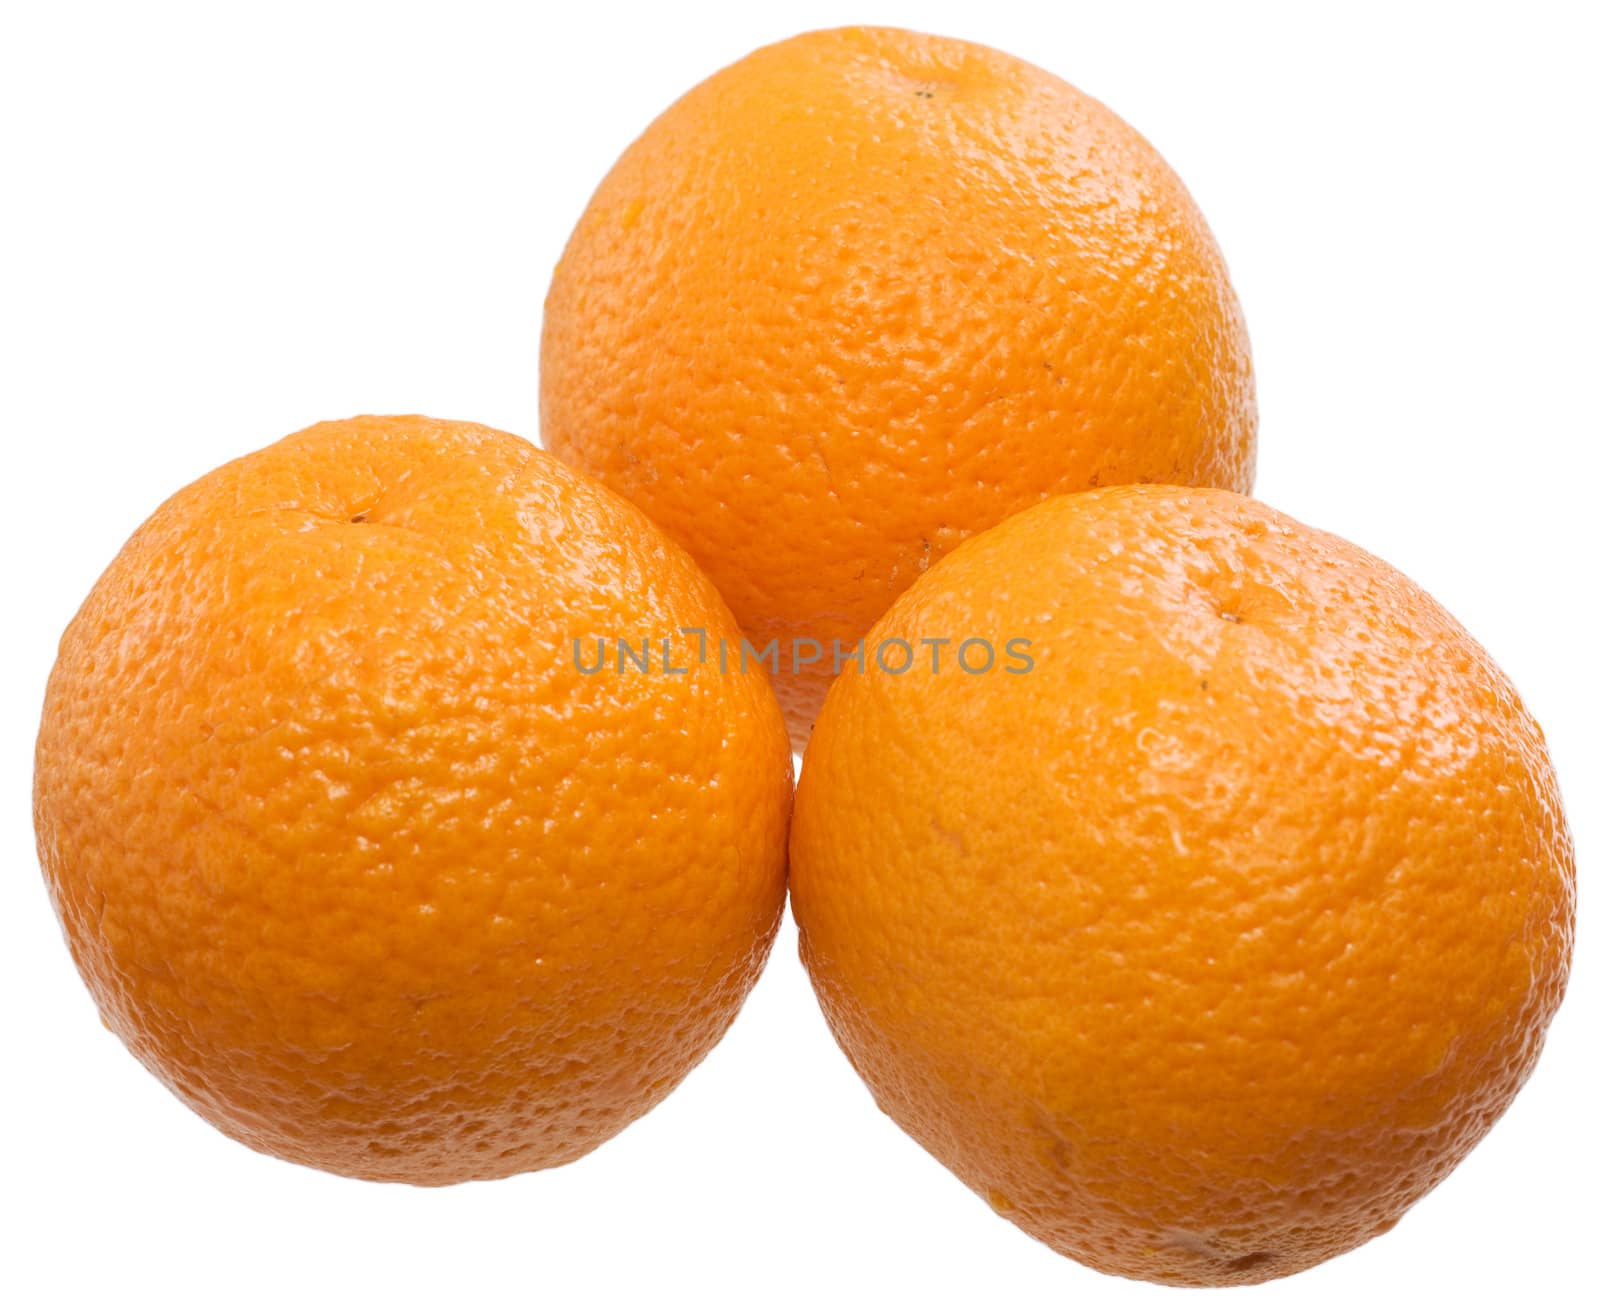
{"left": 2, "top": 3, "right": 1595, "bottom": 1299}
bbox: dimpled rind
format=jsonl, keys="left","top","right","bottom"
{"left": 35, "top": 415, "right": 793, "bottom": 1184}
{"left": 790, "top": 485, "right": 1574, "bottom": 1285}
{"left": 541, "top": 26, "right": 1257, "bottom": 746}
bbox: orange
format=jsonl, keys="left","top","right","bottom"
{"left": 34, "top": 415, "right": 793, "bottom": 1185}
{"left": 541, "top": 26, "right": 1257, "bottom": 746}
{"left": 789, "top": 486, "right": 1574, "bottom": 1285}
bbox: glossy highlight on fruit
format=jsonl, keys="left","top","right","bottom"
{"left": 790, "top": 485, "right": 1574, "bottom": 1285}
{"left": 34, "top": 415, "right": 793, "bottom": 1184}
{"left": 542, "top": 26, "right": 1257, "bottom": 746}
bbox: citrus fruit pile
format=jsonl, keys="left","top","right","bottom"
{"left": 34, "top": 26, "right": 1573, "bottom": 1288}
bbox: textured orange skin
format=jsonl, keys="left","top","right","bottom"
{"left": 541, "top": 26, "right": 1257, "bottom": 747}
{"left": 34, "top": 416, "right": 793, "bottom": 1185}
{"left": 790, "top": 487, "right": 1574, "bottom": 1285}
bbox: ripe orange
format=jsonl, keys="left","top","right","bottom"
{"left": 789, "top": 486, "right": 1574, "bottom": 1285}
{"left": 34, "top": 415, "right": 793, "bottom": 1185}
{"left": 542, "top": 26, "right": 1257, "bottom": 746}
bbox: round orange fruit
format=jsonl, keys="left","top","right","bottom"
{"left": 789, "top": 486, "right": 1574, "bottom": 1285}
{"left": 541, "top": 26, "right": 1257, "bottom": 746}
{"left": 34, "top": 415, "right": 793, "bottom": 1185}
